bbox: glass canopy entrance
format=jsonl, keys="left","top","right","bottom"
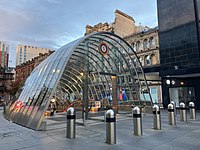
{"left": 5, "top": 32, "right": 152, "bottom": 130}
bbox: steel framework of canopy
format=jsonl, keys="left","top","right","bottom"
{"left": 5, "top": 32, "right": 152, "bottom": 130}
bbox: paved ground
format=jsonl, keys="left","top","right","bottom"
{"left": 0, "top": 107, "right": 200, "bottom": 150}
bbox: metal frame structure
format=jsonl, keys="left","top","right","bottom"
{"left": 5, "top": 32, "right": 152, "bottom": 130}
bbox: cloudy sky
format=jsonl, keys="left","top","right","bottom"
{"left": 0, "top": 0, "right": 157, "bottom": 67}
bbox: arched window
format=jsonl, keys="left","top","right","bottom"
{"left": 133, "top": 58, "right": 137, "bottom": 65}
{"left": 131, "top": 42, "right": 136, "bottom": 51}
{"left": 130, "top": 59, "right": 132, "bottom": 66}
{"left": 145, "top": 55, "right": 151, "bottom": 66}
{"left": 151, "top": 54, "right": 157, "bottom": 65}
{"left": 139, "top": 57, "right": 143, "bottom": 66}
{"left": 149, "top": 37, "right": 155, "bottom": 49}
{"left": 136, "top": 41, "right": 141, "bottom": 51}
{"left": 143, "top": 39, "right": 148, "bottom": 50}
{"left": 127, "top": 58, "right": 132, "bottom": 66}
{"left": 121, "top": 76, "right": 125, "bottom": 83}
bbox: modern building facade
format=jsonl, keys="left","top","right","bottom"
{"left": 16, "top": 44, "right": 51, "bottom": 66}
{"left": 157, "top": 0, "right": 200, "bottom": 109}
{"left": 0, "top": 41, "right": 9, "bottom": 68}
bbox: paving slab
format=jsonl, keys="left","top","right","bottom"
{"left": 1, "top": 108, "right": 200, "bottom": 150}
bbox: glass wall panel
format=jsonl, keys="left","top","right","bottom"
{"left": 5, "top": 32, "right": 150, "bottom": 130}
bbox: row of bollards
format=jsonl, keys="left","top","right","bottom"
{"left": 168, "top": 101, "right": 196, "bottom": 126}
{"left": 66, "top": 101, "right": 196, "bottom": 144}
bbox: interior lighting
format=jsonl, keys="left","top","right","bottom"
{"left": 166, "top": 79, "right": 170, "bottom": 85}
{"left": 171, "top": 80, "right": 175, "bottom": 85}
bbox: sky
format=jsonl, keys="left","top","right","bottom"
{"left": 0, "top": 0, "right": 157, "bottom": 67}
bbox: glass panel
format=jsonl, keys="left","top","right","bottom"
{"left": 150, "top": 87, "right": 157, "bottom": 103}
{"left": 49, "top": 58, "right": 66, "bottom": 89}
{"left": 169, "top": 87, "right": 195, "bottom": 107}
{"left": 140, "top": 93, "right": 151, "bottom": 101}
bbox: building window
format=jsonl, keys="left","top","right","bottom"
{"left": 145, "top": 55, "right": 151, "bottom": 66}
{"left": 129, "top": 59, "right": 132, "bottom": 66}
{"left": 149, "top": 37, "right": 155, "bottom": 49}
{"left": 128, "top": 75, "right": 132, "bottom": 82}
{"left": 117, "top": 77, "right": 120, "bottom": 84}
{"left": 150, "top": 87, "right": 157, "bottom": 103}
{"left": 6, "top": 46, "right": 9, "bottom": 54}
{"left": 24, "top": 47, "right": 27, "bottom": 62}
{"left": 136, "top": 41, "right": 141, "bottom": 51}
{"left": 133, "top": 58, "right": 137, "bottom": 65}
{"left": 20, "top": 47, "right": 22, "bottom": 57}
{"left": 131, "top": 42, "right": 136, "bottom": 51}
{"left": 2, "top": 51, "right": 4, "bottom": 66}
{"left": 143, "top": 39, "right": 148, "bottom": 50}
{"left": 139, "top": 57, "right": 143, "bottom": 66}
{"left": 121, "top": 76, "right": 125, "bottom": 83}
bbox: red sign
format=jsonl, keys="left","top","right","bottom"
{"left": 15, "top": 101, "right": 23, "bottom": 109}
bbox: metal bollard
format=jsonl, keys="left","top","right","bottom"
{"left": 133, "top": 106, "right": 142, "bottom": 136}
{"left": 83, "top": 109, "right": 86, "bottom": 126}
{"left": 171, "top": 101, "right": 177, "bottom": 117}
{"left": 66, "top": 107, "right": 76, "bottom": 139}
{"left": 168, "top": 104, "right": 176, "bottom": 125}
{"left": 104, "top": 107, "right": 107, "bottom": 122}
{"left": 189, "top": 102, "right": 196, "bottom": 119}
{"left": 153, "top": 105, "right": 161, "bottom": 130}
{"left": 106, "top": 109, "right": 116, "bottom": 144}
{"left": 180, "top": 102, "right": 187, "bottom": 122}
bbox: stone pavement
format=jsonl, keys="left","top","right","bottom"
{"left": 0, "top": 107, "right": 200, "bottom": 150}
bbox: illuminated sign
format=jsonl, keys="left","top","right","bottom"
{"left": 99, "top": 42, "right": 109, "bottom": 56}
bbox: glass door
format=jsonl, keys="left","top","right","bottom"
{"left": 169, "top": 87, "right": 195, "bottom": 107}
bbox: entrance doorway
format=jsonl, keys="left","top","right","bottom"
{"left": 169, "top": 87, "right": 195, "bottom": 107}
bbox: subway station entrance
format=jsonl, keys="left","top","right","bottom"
{"left": 5, "top": 32, "right": 152, "bottom": 130}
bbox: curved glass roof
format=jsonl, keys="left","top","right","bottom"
{"left": 5, "top": 32, "right": 152, "bottom": 130}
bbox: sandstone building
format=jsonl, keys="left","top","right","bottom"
{"left": 15, "top": 51, "right": 53, "bottom": 86}
{"left": 84, "top": 10, "right": 161, "bottom": 105}
{"left": 85, "top": 9, "right": 149, "bottom": 38}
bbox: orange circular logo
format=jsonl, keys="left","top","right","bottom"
{"left": 99, "top": 42, "right": 108, "bottom": 56}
